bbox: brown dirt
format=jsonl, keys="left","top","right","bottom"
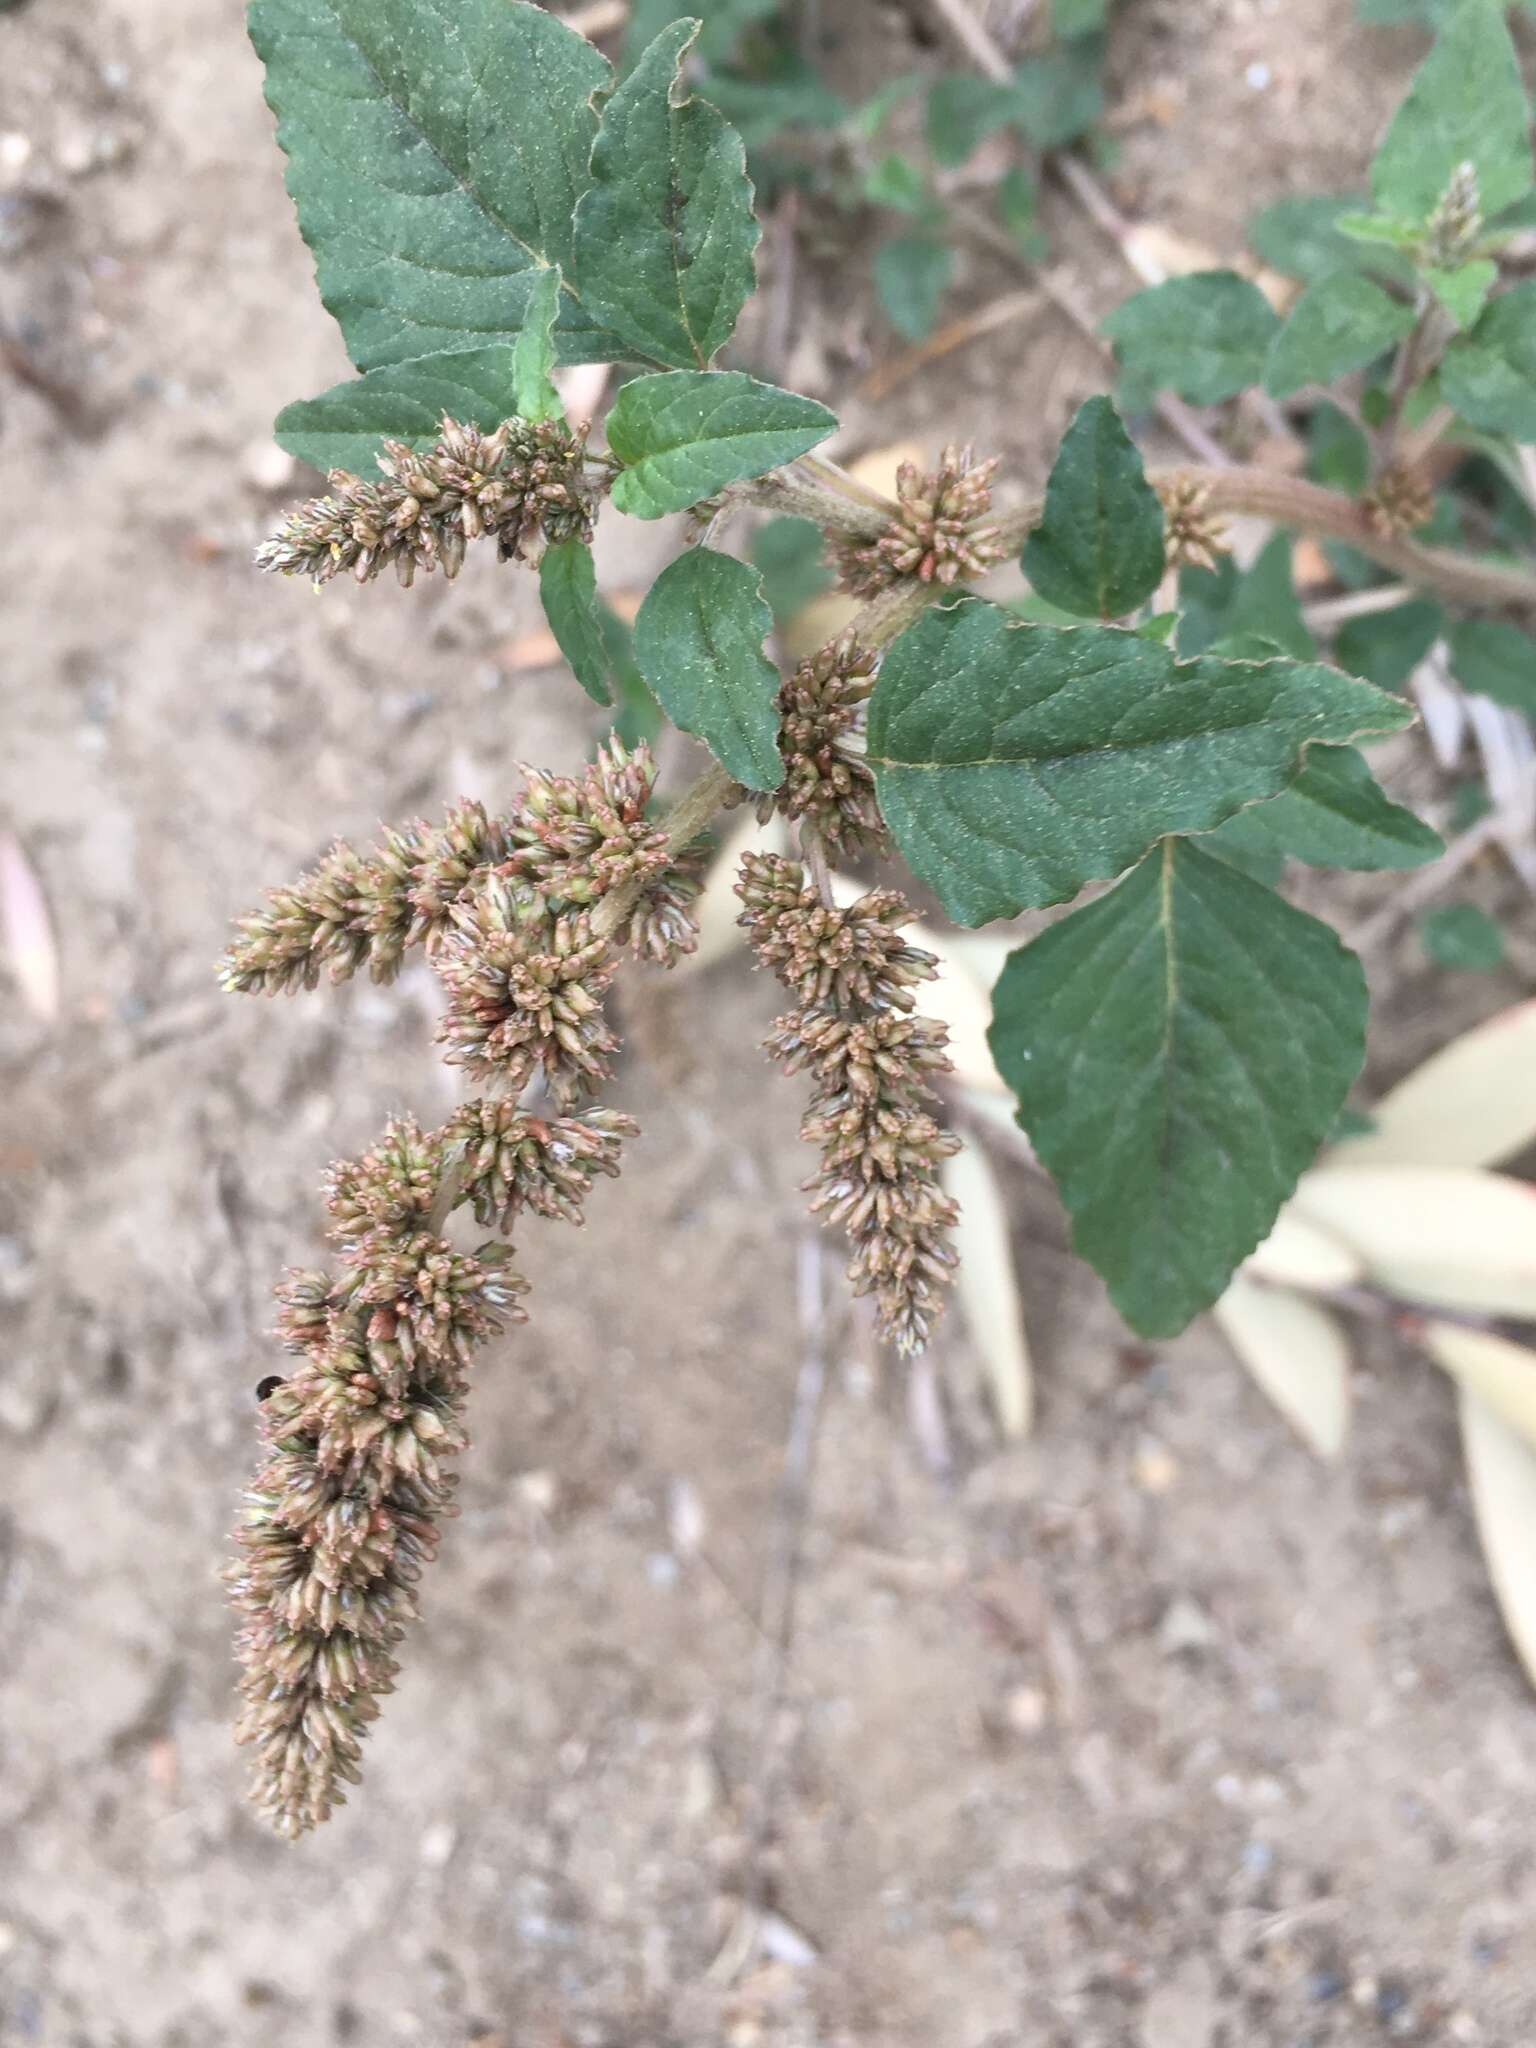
{"left": 3, "top": 2, "right": 1536, "bottom": 2044}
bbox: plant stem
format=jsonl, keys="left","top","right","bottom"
{"left": 739, "top": 468, "right": 893, "bottom": 540}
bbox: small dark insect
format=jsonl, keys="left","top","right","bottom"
{"left": 255, "top": 1375, "right": 285, "bottom": 1403}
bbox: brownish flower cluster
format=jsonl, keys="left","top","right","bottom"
{"left": 736, "top": 853, "right": 960, "bottom": 1354}
{"left": 506, "top": 738, "right": 704, "bottom": 966}
{"left": 833, "top": 443, "right": 1004, "bottom": 597}
{"left": 767, "top": 632, "right": 888, "bottom": 857}
{"left": 227, "top": 1115, "right": 536, "bottom": 1838}
{"left": 220, "top": 800, "right": 512, "bottom": 994}
{"left": 1364, "top": 461, "right": 1435, "bottom": 539}
{"left": 255, "top": 415, "right": 600, "bottom": 588}
{"left": 1156, "top": 476, "right": 1228, "bottom": 572}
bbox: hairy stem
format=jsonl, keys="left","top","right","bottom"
{"left": 987, "top": 465, "right": 1536, "bottom": 616}
{"left": 738, "top": 468, "right": 894, "bottom": 540}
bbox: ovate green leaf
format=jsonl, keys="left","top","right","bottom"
{"left": 248, "top": 0, "right": 616, "bottom": 371}
{"left": 1334, "top": 598, "right": 1444, "bottom": 689}
{"left": 538, "top": 540, "right": 613, "bottom": 705}
{"left": 1425, "top": 258, "right": 1498, "bottom": 331}
{"left": 1422, "top": 902, "right": 1506, "bottom": 969}
{"left": 1101, "top": 272, "right": 1281, "bottom": 404}
{"left": 1441, "top": 283, "right": 1536, "bottom": 441}
{"left": 511, "top": 267, "right": 564, "bottom": 424}
{"left": 752, "top": 516, "right": 833, "bottom": 624}
{"left": 1246, "top": 192, "right": 1405, "bottom": 284}
{"left": 1447, "top": 615, "right": 1536, "bottom": 714}
{"left": 1369, "top": 0, "right": 1533, "bottom": 224}
{"left": 988, "top": 837, "right": 1368, "bottom": 1336}
{"left": 1021, "top": 396, "right": 1165, "bottom": 620}
{"left": 925, "top": 75, "right": 1018, "bottom": 168}
{"left": 633, "top": 548, "right": 783, "bottom": 787}
{"left": 275, "top": 346, "right": 528, "bottom": 476}
{"left": 1263, "top": 271, "right": 1416, "bottom": 398}
{"left": 1178, "top": 533, "right": 1314, "bottom": 661}
{"left": 1009, "top": 40, "right": 1105, "bottom": 149}
{"left": 864, "top": 599, "right": 1413, "bottom": 924}
{"left": 571, "top": 20, "right": 761, "bottom": 371}
{"left": 874, "top": 235, "right": 952, "bottom": 340}
{"left": 1196, "top": 745, "right": 1443, "bottom": 870}
{"left": 607, "top": 371, "right": 836, "bottom": 518}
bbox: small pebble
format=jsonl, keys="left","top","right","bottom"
{"left": 1245, "top": 61, "right": 1272, "bottom": 91}
{"left": 241, "top": 440, "right": 297, "bottom": 492}
{"left": 419, "top": 1821, "right": 457, "bottom": 1869}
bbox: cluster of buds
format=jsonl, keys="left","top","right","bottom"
{"left": 1424, "top": 160, "right": 1482, "bottom": 272}
{"left": 1156, "top": 476, "right": 1228, "bottom": 572}
{"left": 765, "top": 633, "right": 888, "bottom": 858}
{"left": 832, "top": 444, "right": 1004, "bottom": 597}
{"left": 506, "top": 739, "right": 704, "bottom": 967}
{"left": 219, "top": 800, "right": 512, "bottom": 994}
{"left": 227, "top": 1115, "right": 528, "bottom": 1837}
{"left": 447, "top": 1098, "right": 637, "bottom": 1232}
{"left": 1363, "top": 461, "right": 1435, "bottom": 539}
{"left": 255, "top": 415, "right": 601, "bottom": 588}
{"left": 736, "top": 853, "right": 960, "bottom": 1354}
{"left": 434, "top": 873, "right": 620, "bottom": 1105}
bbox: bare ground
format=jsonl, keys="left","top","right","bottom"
{"left": 3, "top": 1, "right": 1536, "bottom": 2043}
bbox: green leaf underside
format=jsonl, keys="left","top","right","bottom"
{"left": 988, "top": 837, "right": 1368, "bottom": 1336}
{"left": 865, "top": 600, "right": 1413, "bottom": 925}
{"left": 570, "top": 21, "right": 761, "bottom": 370}
{"left": 1101, "top": 272, "right": 1281, "bottom": 405}
{"left": 1447, "top": 616, "right": 1536, "bottom": 715}
{"left": 1021, "top": 396, "right": 1165, "bottom": 620}
{"left": 511, "top": 266, "right": 563, "bottom": 423}
{"left": 1197, "top": 744, "right": 1443, "bottom": 870}
{"left": 275, "top": 345, "right": 529, "bottom": 475}
{"left": 1369, "top": 0, "right": 1533, "bottom": 225}
{"left": 248, "top": 0, "right": 621, "bottom": 371}
{"left": 633, "top": 548, "right": 783, "bottom": 787}
{"left": 1264, "top": 271, "right": 1416, "bottom": 398}
{"left": 607, "top": 371, "right": 836, "bottom": 518}
{"left": 1442, "top": 283, "right": 1536, "bottom": 441}
{"left": 538, "top": 540, "right": 613, "bottom": 705}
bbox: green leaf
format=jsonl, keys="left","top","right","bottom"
{"left": 633, "top": 547, "right": 783, "bottom": 787}
{"left": 1263, "top": 271, "right": 1416, "bottom": 397}
{"left": 1196, "top": 745, "right": 1443, "bottom": 870}
{"left": 988, "top": 837, "right": 1368, "bottom": 1336}
{"left": 996, "top": 166, "right": 1048, "bottom": 261}
{"left": 607, "top": 371, "right": 836, "bottom": 519}
{"left": 1020, "top": 396, "right": 1165, "bottom": 620}
{"left": 1009, "top": 40, "right": 1105, "bottom": 150}
{"left": 864, "top": 599, "right": 1413, "bottom": 924}
{"left": 863, "top": 151, "right": 933, "bottom": 214}
{"left": 874, "top": 235, "right": 953, "bottom": 340}
{"left": 1422, "top": 902, "right": 1507, "bottom": 969}
{"left": 1101, "top": 272, "right": 1282, "bottom": 404}
{"left": 1053, "top": 0, "right": 1109, "bottom": 29}
{"left": 274, "top": 346, "right": 530, "bottom": 476}
{"left": 1178, "top": 534, "right": 1314, "bottom": 661}
{"left": 1335, "top": 210, "right": 1427, "bottom": 248}
{"left": 1335, "top": 598, "right": 1444, "bottom": 688}
{"left": 925, "top": 76, "right": 1017, "bottom": 168}
{"left": 752, "top": 515, "right": 833, "bottom": 625}
{"left": 1441, "top": 283, "right": 1536, "bottom": 440}
{"left": 1369, "top": 0, "right": 1534, "bottom": 224}
{"left": 571, "top": 20, "right": 761, "bottom": 371}
{"left": 511, "top": 267, "right": 564, "bottom": 424}
{"left": 1307, "top": 399, "right": 1373, "bottom": 493}
{"left": 1447, "top": 615, "right": 1536, "bottom": 714}
{"left": 538, "top": 540, "right": 613, "bottom": 706}
{"left": 248, "top": 0, "right": 616, "bottom": 372}
{"left": 1247, "top": 192, "right": 1397, "bottom": 283}
{"left": 597, "top": 602, "right": 663, "bottom": 746}
{"left": 1425, "top": 258, "right": 1498, "bottom": 330}
{"left": 704, "top": 62, "right": 848, "bottom": 150}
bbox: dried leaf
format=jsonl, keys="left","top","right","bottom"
{"left": 1294, "top": 1165, "right": 1536, "bottom": 1318}
{"left": 942, "top": 1140, "right": 1033, "bottom": 1438}
{"left": 1459, "top": 1388, "right": 1536, "bottom": 1692}
{"left": 1422, "top": 1323, "right": 1536, "bottom": 1451}
{"left": 1213, "top": 1274, "right": 1351, "bottom": 1458}
{"left": 1339, "top": 999, "right": 1536, "bottom": 1169}
{"left": 1243, "top": 1207, "right": 1363, "bottom": 1293}
{"left": 0, "top": 832, "right": 60, "bottom": 1021}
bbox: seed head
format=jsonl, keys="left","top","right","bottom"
{"left": 1156, "top": 477, "right": 1227, "bottom": 572}
{"left": 767, "top": 633, "right": 888, "bottom": 857}
{"left": 832, "top": 444, "right": 1004, "bottom": 597}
